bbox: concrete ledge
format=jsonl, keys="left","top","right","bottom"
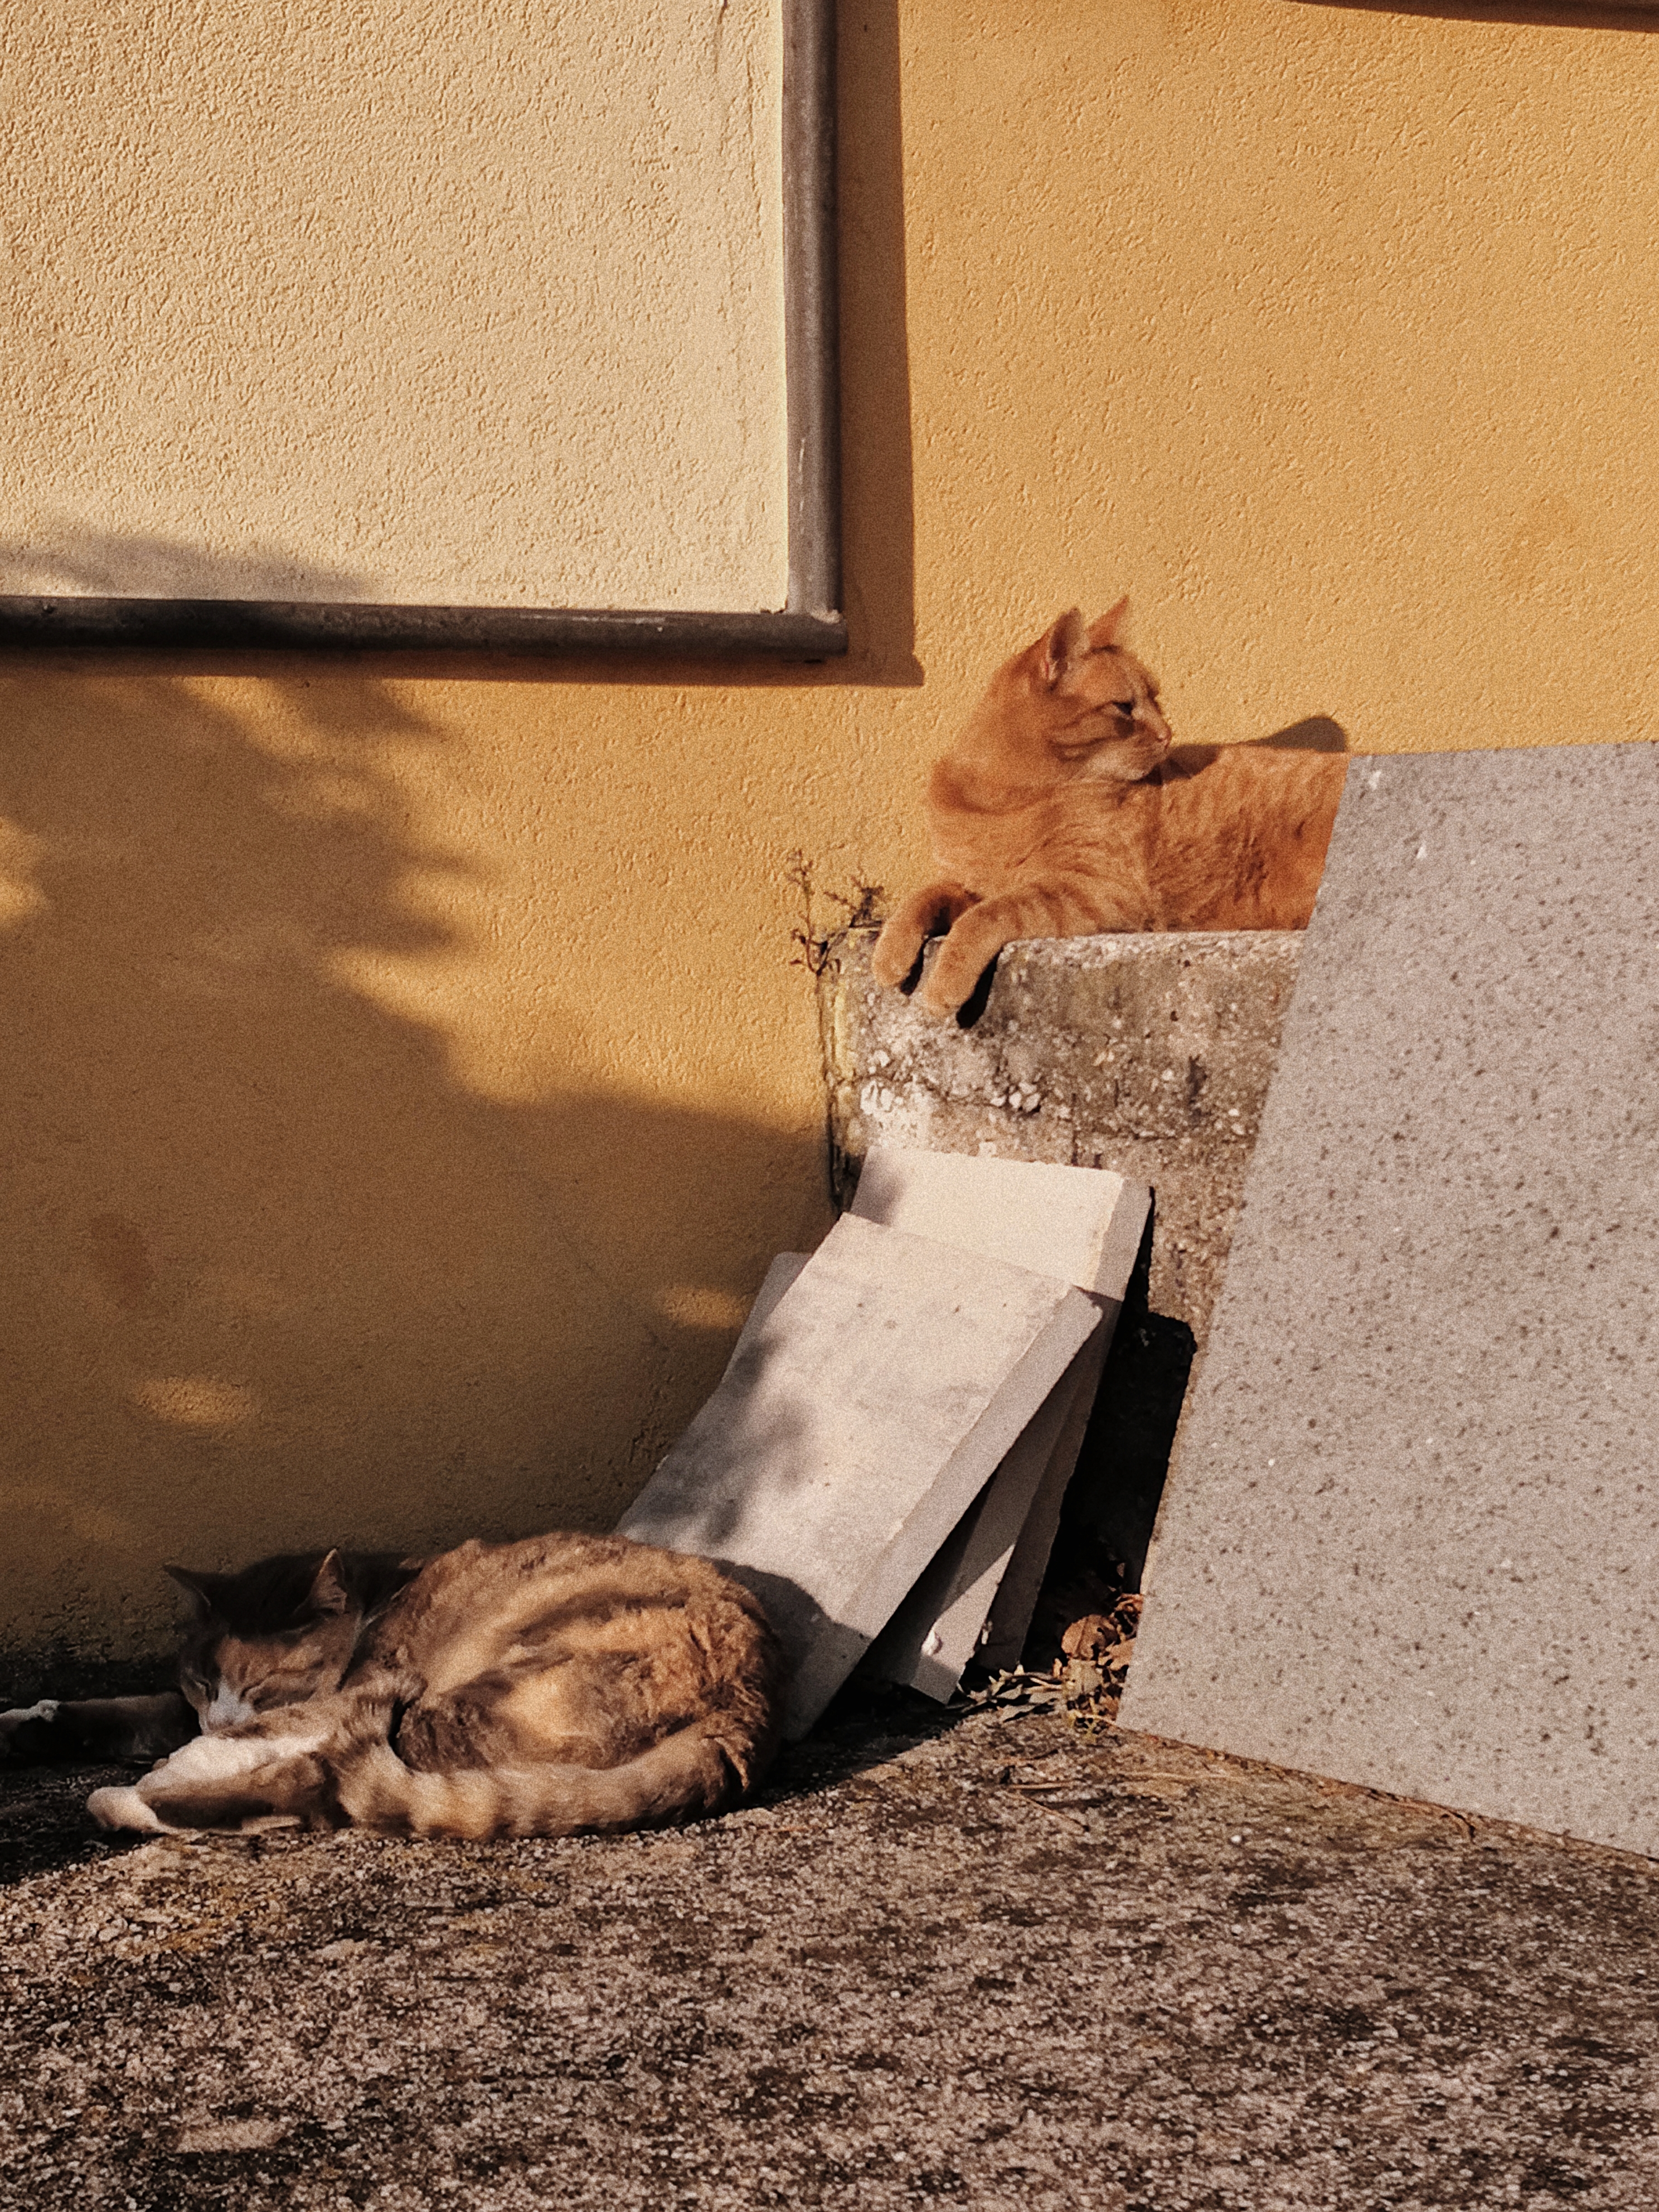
{"left": 818, "top": 926, "right": 1302, "bottom": 1345}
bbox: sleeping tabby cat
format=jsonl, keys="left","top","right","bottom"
{"left": 0, "top": 1533, "right": 784, "bottom": 1839}
{"left": 872, "top": 601, "right": 1347, "bottom": 1017}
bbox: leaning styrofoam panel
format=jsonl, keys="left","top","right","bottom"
{"left": 619, "top": 1211, "right": 1102, "bottom": 1736}
{"left": 852, "top": 1146, "right": 1149, "bottom": 1690}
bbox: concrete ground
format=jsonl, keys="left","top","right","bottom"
{"left": 2, "top": 1695, "right": 1657, "bottom": 2211}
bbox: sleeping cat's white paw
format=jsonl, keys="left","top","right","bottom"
{"left": 86, "top": 1784, "right": 167, "bottom": 1833}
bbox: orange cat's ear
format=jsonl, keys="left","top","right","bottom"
{"left": 1039, "top": 608, "right": 1088, "bottom": 687}
{"left": 1086, "top": 596, "right": 1131, "bottom": 649}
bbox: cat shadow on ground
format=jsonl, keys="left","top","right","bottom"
{"left": 0, "top": 1767, "right": 151, "bottom": 1885}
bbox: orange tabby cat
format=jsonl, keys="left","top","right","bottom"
{"left": 872, "top": 602, "right": 1346, "bottom": 1018}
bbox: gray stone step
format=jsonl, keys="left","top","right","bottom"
{"left": 727, "top": 1247, "right": 1100, "bottom": 1698}
{"left": 724, "top": 1264, "right": 1110, "bottom": 1698}
{"left": 731, "top": 1250, "right": 1090, "bottom": 1698}
{"left": 847, "top": 1144, "right": 1147, "bottom": 1301}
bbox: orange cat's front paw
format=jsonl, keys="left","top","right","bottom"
{"left": 913, "top": 908, "right": 1011, "bottom": 1018}
{"left": 870, "top": 917, "right": 924, "bottom": 989}
{"left": 914, "top": 949, "right": 986, "bottom": 1020}
{"left": 914, "top": 978, "right": 968, "bottom": 1020}
{"left": 871, "top": 882, "right": 978, "bottom": 991}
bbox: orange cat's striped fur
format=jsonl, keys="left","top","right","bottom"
{"left": 873, "top": 602, "right": 1347, "bottom": 1018}
{"left": 0, "top": 1534, "right": 784, "bottom": 1840}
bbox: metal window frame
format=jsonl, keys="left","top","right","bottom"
{"left": 0, "top": 0, "right": 844, "bottom": 660}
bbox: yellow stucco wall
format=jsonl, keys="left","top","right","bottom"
{"left": 4, "top": 0, "right": 1657, "bottom": 1666}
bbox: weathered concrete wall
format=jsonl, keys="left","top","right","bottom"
{"left": 820, "top": 926, "right": 1302, "bottom": 1346}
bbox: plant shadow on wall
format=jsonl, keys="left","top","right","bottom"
{"left": 0, "top": 555, "right": 835, "bottom": 1685}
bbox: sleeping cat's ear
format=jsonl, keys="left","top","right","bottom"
{"left": 1086, "top": 597, "right": 1131, "bottom": 649}
{"left": 164, "top": 1565, "right": 225, "bottom": 1619}
{"left": 1039, "top": 608, "right": 1088, "bottom": 687}
{"left": 304, "top": 1549, "right": 353, "bottom": 1618}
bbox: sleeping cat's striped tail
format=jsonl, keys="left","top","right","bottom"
{"left": 334, "top": 1719, "right": 769, "bottom": 1841}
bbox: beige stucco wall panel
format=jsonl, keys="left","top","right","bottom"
{"left": 1, "top": 1, "right": 787, "bottom": 609}
{"left": 4, "top": 0, "right": 1659, "bottom": 1667}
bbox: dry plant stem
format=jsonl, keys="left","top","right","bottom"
{"left": 1002, "top": 1788, "right": 1089, "bottom": 1831}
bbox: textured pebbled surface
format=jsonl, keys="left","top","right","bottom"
{"left": 3, "top": 1709, "right": 1659, "bottom": 2209}
{"left": 1123, "top": 744, "right": 1659, "bottom": 1853}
